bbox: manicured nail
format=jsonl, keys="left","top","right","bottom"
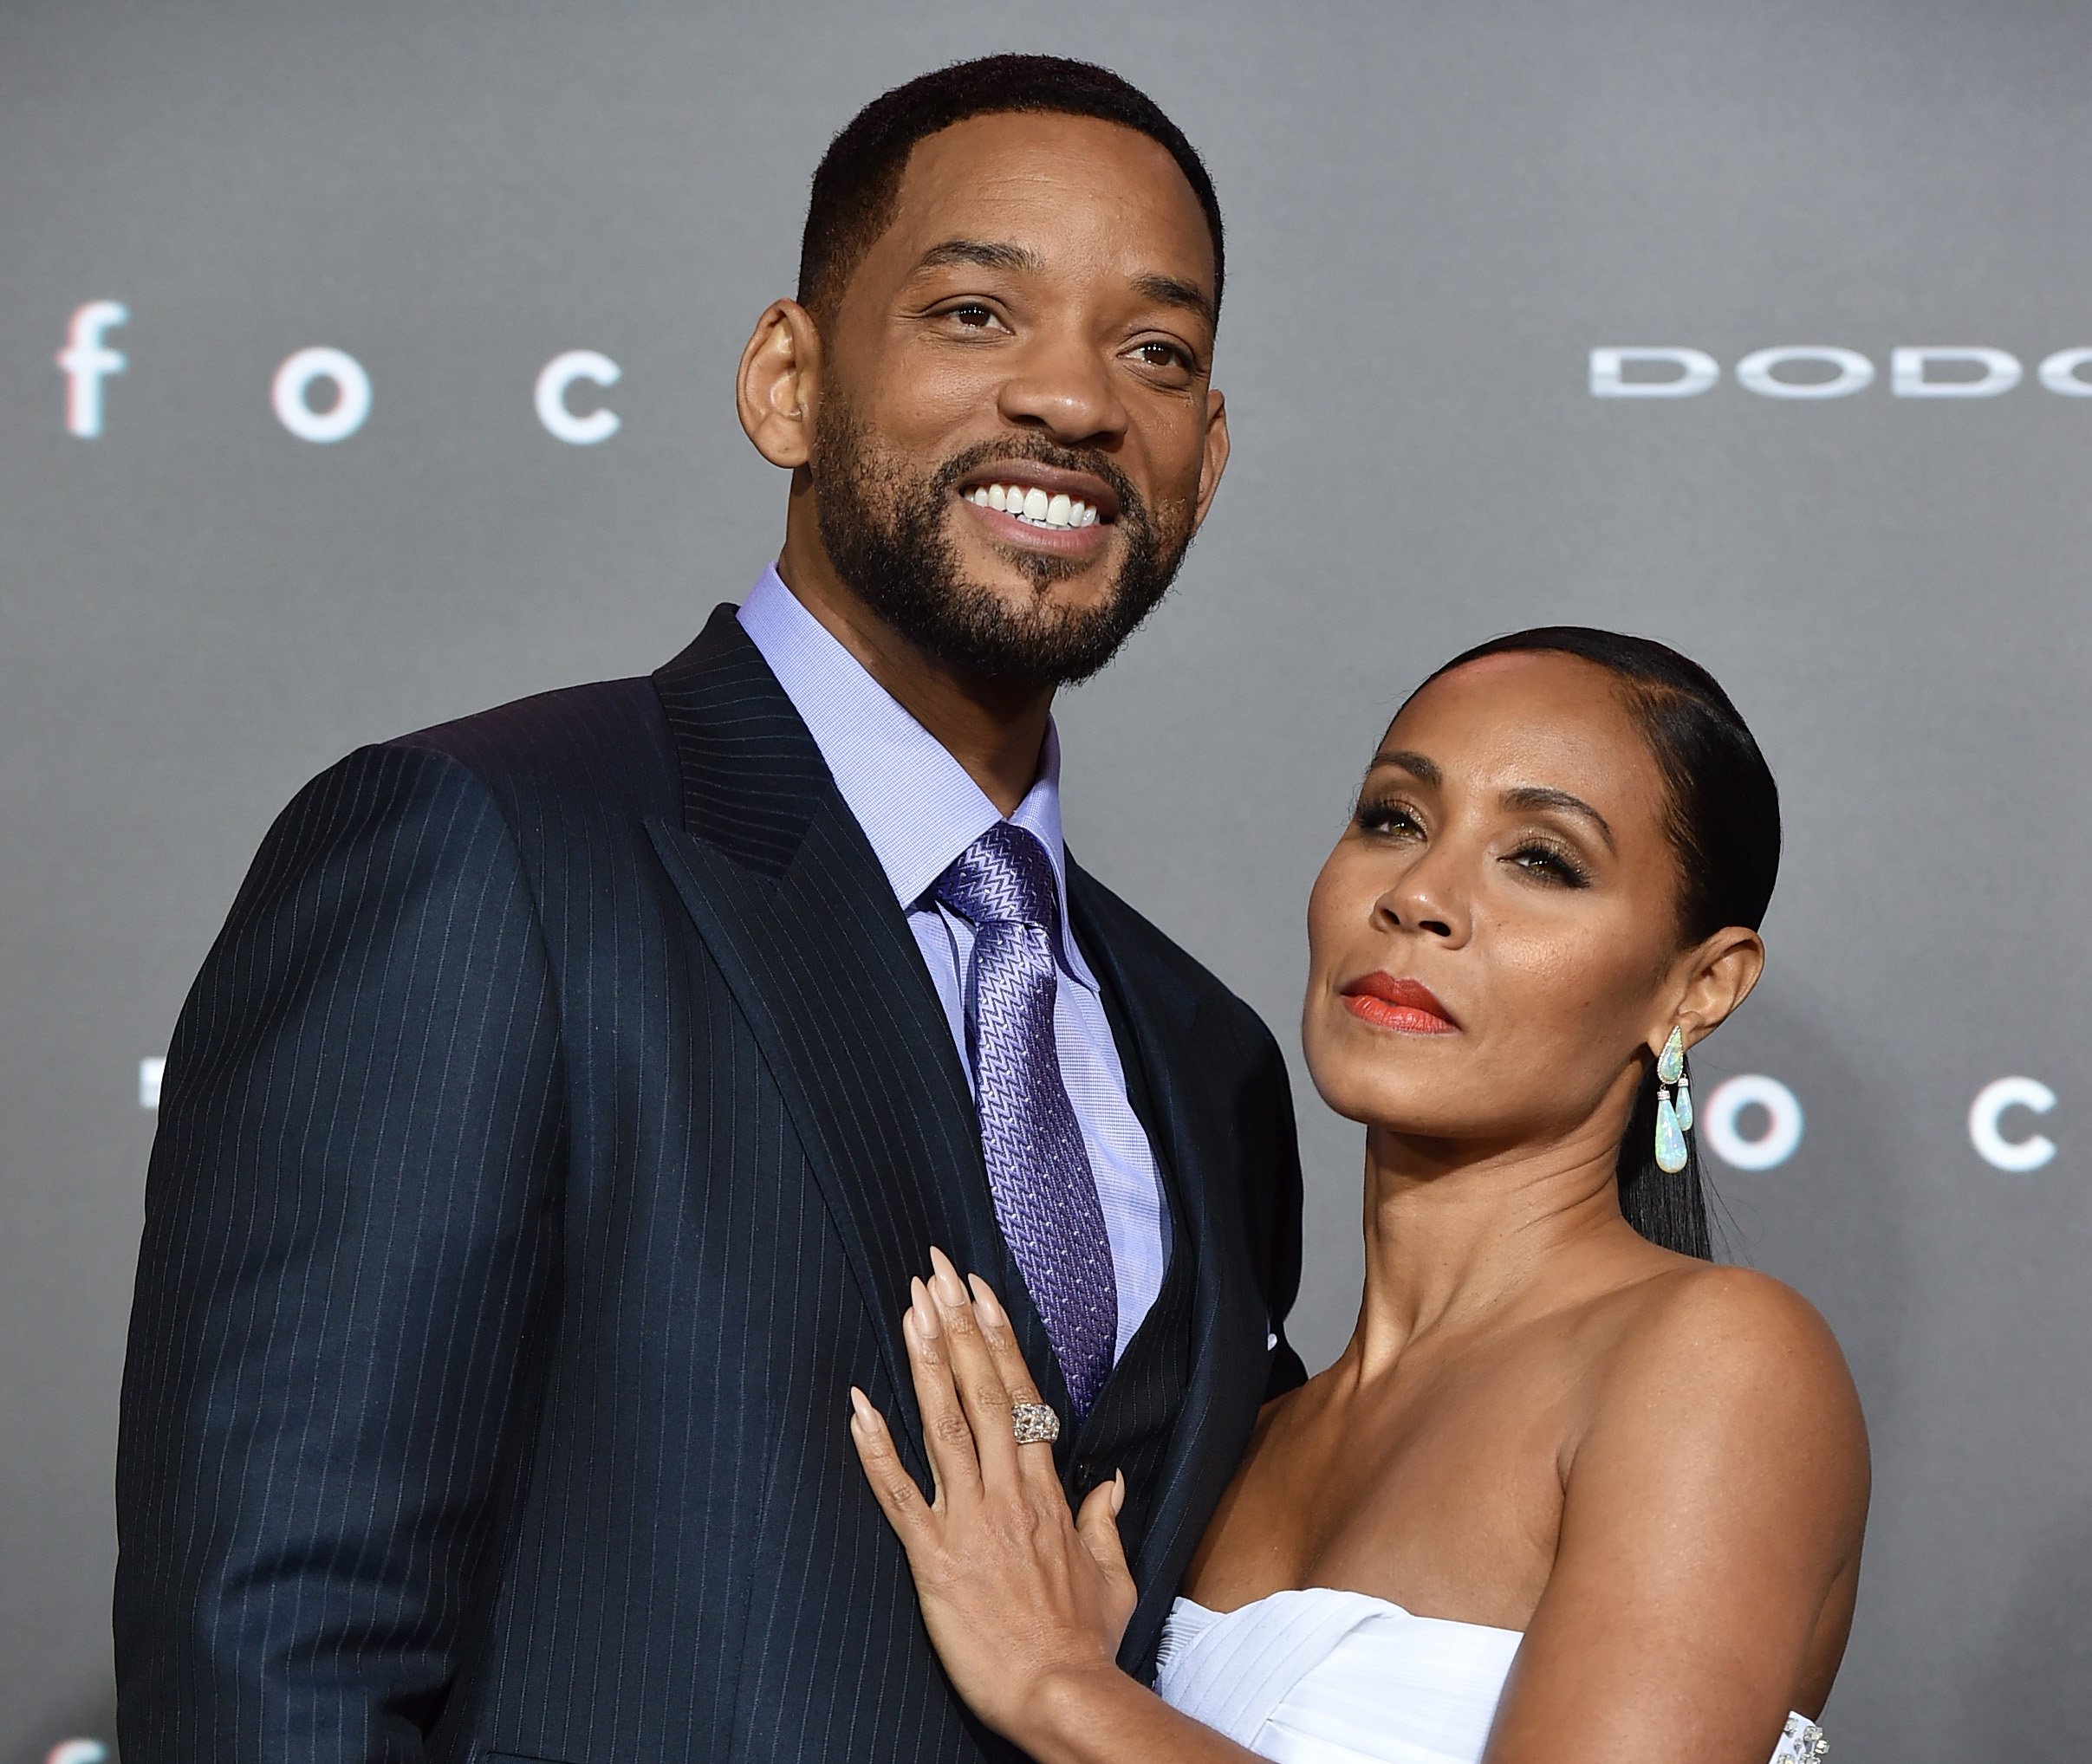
{"left": 967, "top": 1274, "right": 1007, "bottom": 1327}
{"left": 1111, "top": 1470, "right": 1127, "bottom": 1516}
{"left": 849, "top": 1386, "right": 874, "bottom": 1425}
{"left": 928, "top": 1246, "right": 967, "bottom": 1307}
{"left": 910, "top": 1276, "right": 941, "bottom": 1338}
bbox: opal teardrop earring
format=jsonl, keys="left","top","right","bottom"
{"left": 1654, "top": 1027, "right": 1690, "bottom": 1174}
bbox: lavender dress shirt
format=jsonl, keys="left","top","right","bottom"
{"left": 737, "top": 566, "right": 1167, "bottom": 1359}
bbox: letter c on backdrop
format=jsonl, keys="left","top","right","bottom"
{"left": 1735, "top": 347, "right": 1874, "bottom": 399}
{"left": 2037, "top": 347, "right": 2092, "bottom": 395}
{"left": 271, "top": 347, "right": 372, "bottom": 443}
{"left": 1968, "top": 1076, "right": 2056, "bottom": 1171}
{"left": 1588, "top": 347, "right": 1720, "bottom": 398}
{"left": 535, "top": 350, "right": 621, "bottom": 444}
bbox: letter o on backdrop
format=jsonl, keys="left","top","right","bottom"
{"left": 1735, "top": 347, "right": 1874, "bottom": 399}
{"left": 1588, "top": 347, "right": 1720, "bottom": 398}
{"left": 535, "top": 349, "right": 622, "bottom": 444}
{"left": 2037, "top": 347, "right": 2092, "bottom": 395}
{"left": 272, "top": 347, "right": 372, "bottom": 443}
{"left": 1703, "top": 1074, "right": 1805, "bottom": 1171}
{"left": 1968, "top": 1076, "right": 2056, "bottom": 1172}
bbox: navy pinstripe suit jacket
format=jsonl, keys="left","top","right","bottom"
{"left": 116, "top": 606, "right": 1307, "bottom": 1763}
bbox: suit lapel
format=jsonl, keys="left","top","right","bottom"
{"left": 1067, "top": 866, "right": 1270, "bottom": 1640}
{"left": 646, "top": 607, "right": 1050, "bottom": 1458}
{"left": 644, "top": 606, "right": 1257, "bottom": 1518}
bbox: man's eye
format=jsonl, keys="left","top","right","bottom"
{"left": 1134, "top": 340, "right": 1190, "bottom": 369}
{"left": 947, "top": 304, "right": 998, "bottom": 328}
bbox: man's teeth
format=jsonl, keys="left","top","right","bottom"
{"left": 968, "top": 483, "right": 1101, "bottom": 529}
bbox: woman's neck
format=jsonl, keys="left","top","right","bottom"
{"left": 1345, "top": 1121, "right": 1640, "bottom": 1377}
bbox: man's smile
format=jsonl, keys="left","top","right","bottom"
{"left": 969, "top": 482, "right": 1102, "bottom": 528}
{"left": 958, "top": 457, "right": 1121, "bottom": 556}
{"left": 955, "top": 460, "right": 1119, "bottom": 555}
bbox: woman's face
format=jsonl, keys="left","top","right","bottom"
{"left": 1303, "top": 651, "right": 1716, "bottom": 1151}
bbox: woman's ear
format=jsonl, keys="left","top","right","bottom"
{"left": 1667, "top": 927, "right": 1767, "bottom": 1050}
{"left": 737, "top": 299, "right": 822, "bottom": 468}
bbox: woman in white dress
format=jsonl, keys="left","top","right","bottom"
{"left": 848, "top": 628, "right": 1870, "bottom": 1764}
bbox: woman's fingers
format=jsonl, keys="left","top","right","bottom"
{"left": 1075, "top": 1472, "right": 1140, "bottom": 1637}
{"left": 965, "top": 1273, "right": 1069, "bottom": 1496}
{"left": 926, "top": 1248, "right": 1024, "bottom": 1488}
{"left": 964, "top": 1274, "right": 1044, "bottom": 1407}
{"left": 906, "top": 1276, "right": 983, "bottom": 1508}
{"left": 848, "top": 1386, "right": 939, "bottom": 1553}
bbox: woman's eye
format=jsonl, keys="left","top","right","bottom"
{"left": 1355, "top": 800, "right": 1424, "bottom": 839}
{"left": 1509, "top": 844, "right": 1588, "bottom": 888}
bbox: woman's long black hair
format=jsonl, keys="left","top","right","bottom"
{"left": 1413, "top": 628, "right": 1783, "bottom": 1260}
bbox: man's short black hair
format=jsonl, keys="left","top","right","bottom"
{"left": 797, "top": 55, "right": 1224, "bottom": 324}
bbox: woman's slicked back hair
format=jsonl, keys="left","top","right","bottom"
{"left": 1413, "top": 628, "right": 1783, "bottom": 1259}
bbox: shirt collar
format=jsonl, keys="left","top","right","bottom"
{"left": 736, "top": 565, "right": 1095, "bottom": 988}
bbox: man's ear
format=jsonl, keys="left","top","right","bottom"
{"left": 737, "top": 299, "right": 823, "bottom": 468}
{"left": 1192, "top": 387, "right": 1230, "bottom": 530}
{"left": 1667, "top": 927, "right": 1767, "bottom": 1052}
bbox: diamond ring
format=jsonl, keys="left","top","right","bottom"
{"left": 1010, "top": 1402, "right": 1061, "bottom": 1444}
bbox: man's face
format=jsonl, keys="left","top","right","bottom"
{"left": 806, "top": 109, "right": 1226, "bottom": 686}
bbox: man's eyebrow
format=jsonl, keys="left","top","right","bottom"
{"left": 1132, "top": 271, "right": 1217, "bottom": 328}
{"left": 913, "top": 237, "right": 1045, "bottom": 276}
{"left": 1502, "top": 784, "right": 1616, "bottom": 853}
{"left": 912, "top": 241, "right": 1216, "bottom": 328}
{"left": 1368, "top": 749, "right": 1440, "bottom": 787}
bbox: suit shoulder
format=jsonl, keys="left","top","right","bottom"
{"left": 385, "top": 674, "right": 679, "bottom": 824}
{"left": 1068, "top": 863, "right": 1277, "bottom": 1053}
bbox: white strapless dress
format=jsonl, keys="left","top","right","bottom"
{"left": 1153, "top": 1589, "right": 1829, "bottom": 1764}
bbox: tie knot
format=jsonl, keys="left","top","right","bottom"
{"left": 932, "top": 821, "right": 1061, "bottom": 931}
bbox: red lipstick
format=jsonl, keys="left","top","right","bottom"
{"left": 1339, "top": 973, "right": 1459, "bottom": 1035}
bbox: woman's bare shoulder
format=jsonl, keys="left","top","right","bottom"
{"left": 1610, "top": 1261, "right": 1855, "bottom": 1392}
{"left": 1580, "top": 1260, "right": 1870, "bottom": 1535}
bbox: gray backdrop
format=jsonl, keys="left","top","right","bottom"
{"left": 4, "top": 1, "right": 2088, "bottom": 1758}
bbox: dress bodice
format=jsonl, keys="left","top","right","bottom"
{"left": 1153, "top": 1589, "right": 1828, "bottom": 1764}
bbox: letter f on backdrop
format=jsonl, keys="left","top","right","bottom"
{"left": 57, "top": 301, "right": 129, "bottom": 437}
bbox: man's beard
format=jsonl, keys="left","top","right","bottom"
{"left": 809, "top": 397, "right": 1195, "bottom": 688}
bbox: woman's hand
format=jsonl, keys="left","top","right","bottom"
{"left": 848, "top": 1247, "right": 1139, "bottom": 1743}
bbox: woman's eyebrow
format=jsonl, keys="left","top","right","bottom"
{"left": 1368, "top": 749, "right": 1439, "bottom": 785}
{"left": 1501, "top": 784, "right": 1615, "bottom": 853}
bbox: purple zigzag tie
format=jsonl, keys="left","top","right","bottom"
{"left": 932, "top": 821, "right": 1117, "bottom": 1418}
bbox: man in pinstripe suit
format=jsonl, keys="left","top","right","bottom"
{"left": 116, "top": 55, "right": 1306, "bottom": 1764}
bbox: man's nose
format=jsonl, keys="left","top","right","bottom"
{"left": 995, "top": 328, "right": 1128, "bottom": 447}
